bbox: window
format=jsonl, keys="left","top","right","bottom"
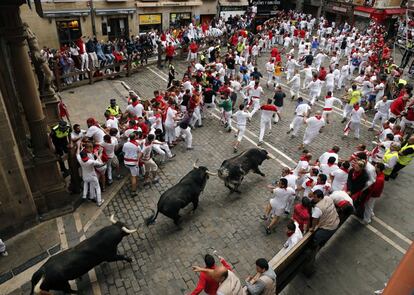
{"left": 56, "top": 19, "right": 82, "bottom": 46}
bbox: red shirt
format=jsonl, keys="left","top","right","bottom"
{"left": 299, "top": 30, "right": 306, "bottom": 39}
{"left": 190, "top": 259, "right": 232, "bottom": 295}
{"left": 165, "top": 45, "right": 175, "bottom": 57}
{"left": 271, "top": 47, "right": 279, "bottom": 58}
{"left": 190, "top": 42, "right": 198, "bottom": 53}
{"left": 293, "top": 204, "right": 310, "bottom": 232}
{"left": 137, "top": 122, "right": 149, "bottom": 137}
{"left": 390, "top": 97, "right": 406, "bottom": 116}
{"left": 318, "top": 68, "right": 327, "bottom": 81}
{"left": 367, "top": 172, "right": 385, "bottom": 198}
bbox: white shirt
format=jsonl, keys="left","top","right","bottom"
{"left": 305, "top": 117, "right": 325, "bottom": 134}
{"left": 319, "top": 151, "right": 339, "bottom": 165}
{"left": 165, "top": 107, "right": 177, "bottom": 126}
{"left": 125, "top": 103, "right": 144, "bottom": 118}
{"left": 248, "top": 85, "right": 263, "bottom": 98}
{"left": 375, "top": 100, "right": 392, "bottom": 114}
{"left": 122, "top": 141, "right": 141, "bottom": 166}
{"left": 284, "top": 174, "right": 297, "bottom": 190}
{"left": 266, "top": 62, "right": 275, "bottom": 72}
{"left": 350, "top": 107, "right": 365, "bottom": 123}
{"left": 295, "top": 103, "right": 311, "bottom": 116}
{"left": 325, "top": 73, "right": 335, "bottom": 85}
{"left": 76, "top": 154, "right": 100, "bottom": 180}
{"left": 106, "top": 117, "right": 119, "bottom": 131}
{"left": 283, "top": 221, "right": 303, "bottom": 251}
{"left": 293, "top": 160, "right": 310, "bottom": 176}
{"left": 234, "top": 110, "right": 251, "bottom": 126}
{"left": 71, "top": 130, "right": 85, "bottom": 143}
{"left": 289, "top": 74, "right": 301, "bottom": 88}
{"left": 85, "top": 126, "right": 105, "bottom": 144}
{"left": 330, "top": 190, "right": 354, "bottom": 206}
{"left": 320, "top": 163, "right": 339, "bottom": 176}
{"left": 101, "top": 137, "right": 118, "bottom": 158}
{"left": 323, "top": 96, "right": 342, "bottom": 109}
{"left": 331, "top": 168, "right": 348, "bottom": 191}
{"left": 307, "top": 79, "right": 324, "bottom": 92}
{"left": 270, "top": 187, "right": 296, "bottom": 210}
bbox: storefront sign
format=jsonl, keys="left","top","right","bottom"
{"left": 353, "top": 0, "right": 365, "bottom": 4}
{"left": 220, "top": 5, "right": 248, "bottom": 11}
{"left": 139, "top": 14, "right": 162, "bottom": 25}
{"left": 332, "top": 5, "right": 348, "bottom": 12}
{"left": 354, "top": 10, "right": 370, "bottom": 17}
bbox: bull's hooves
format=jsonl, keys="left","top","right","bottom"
{"left": 260, "top": 174, "right": 266, "bottom": 177}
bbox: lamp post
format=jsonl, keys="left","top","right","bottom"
{"left": 88, "top": 0, "right": 97, "bottom": 36}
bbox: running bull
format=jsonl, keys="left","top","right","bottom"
{"left": 145, "top": 161, "right": 216, "bottom": 226}
{"left": 31, "top": 215, "right": 136, "bottom": 294}
{"left": 218, "top": 148, "right": 271, "bottom": 192}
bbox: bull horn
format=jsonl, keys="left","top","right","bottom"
{"left": 206, "top": 170, "right": 218, "bottom": 176}
{"left": 193, "top": 159, "right": 199, "bottom": 169}
{"left": 110, "top": 214, "right": 117, "bottom": 224}
{"left": 122, "top": 226, "right": 137, "bottom": 234}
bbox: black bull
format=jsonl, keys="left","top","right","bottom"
{"left": 31, "top": 215, "right": 137, "bottom": 294}
{"left": 218, "top": 148, "right": 270, "bottom": 192}
{"left": 145, "top": 166, "right": 216, "bottom": 226}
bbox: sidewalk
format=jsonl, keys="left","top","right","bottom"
{"left": 0, "top": 78, "right": 131, "bottom": 293}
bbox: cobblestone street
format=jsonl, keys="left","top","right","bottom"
{"left": 4, "top": 52, "right": 414, "bottom": 295}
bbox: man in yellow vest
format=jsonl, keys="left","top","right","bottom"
{"left": 106, "top": 99, "right": 122, "bottom": 118}
{"left": 390, "top": 135, "right": 414, "bottom": 179}
{"left": 382, "top": 143, "right": 400, "bottom": 180}
{"left": 49, "top": 120, "right": 71, "bottom": 177}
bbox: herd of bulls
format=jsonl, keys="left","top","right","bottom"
{"left": 31, "top": 148, "right": 270, "bottom": 294}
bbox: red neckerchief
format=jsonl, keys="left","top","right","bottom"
{"left": 108, "top": 115, "right": 115, "bottom": 120}
{"left": 132, "top": 101, "right": 139, "bottom": 107}
{"left": 287, "top": 231, "right": 294, "bottom": 237}
{"left": 315, "top": 115, "right": 322, "bottom": 120}
{"left": 328, "top": 163, "right": 334, "bottom": 167}
{"left": 305, "top": 178, "right": 314, "bottom": 187}
{"left": 130, "top": 139, "right": 139, "bottom": 146}
{"left": 326, "top": 95, "right": 332, "bottom": 99}
{"left": 340, "top": 167, "right": 349, "bottom": 173}
{"left": 300, "top": 156, "right": 309, "bottom": 162}
{"left": 353, "top": 104, "right": 360, "bottom": 111}
{"left": 328, "top": 150, "right": 336, "bottom": 153}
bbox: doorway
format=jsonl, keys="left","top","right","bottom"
{"left": 108, "top": 17, "right": 129, "bottom": 40}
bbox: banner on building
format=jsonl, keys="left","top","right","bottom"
{"left": 139, "top": 14, "right": 162, "bottom": 25}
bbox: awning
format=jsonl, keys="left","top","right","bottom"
{"left": 43, "top": 9, "right": 90, "bottom": 18}
{"left": 219, "top": 0, "right": 248, "bottom": 6}
{"left": 354, "top": 6, "right": 376, "bottom": 13}
{"left": 94, "top": 8, "right": 135, "bottom": 16}
{"left": 384, "top": 8, "right": 406, "bottom": 15}
{"left": 136, "top": 1, "right": 202, "bottom": 7}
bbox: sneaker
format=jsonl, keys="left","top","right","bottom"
{"left": 257, "top": 141, "right": 263, "bottom": 146}
{"left": 152, "top": 177, "right": 160, "bottom": 184}
{"left": 368, "top": 127, "right": 374, "bottom": 131}
{"left": 233, "top": 147, "right": 238, "bottom": 153}
{"left": 97, "top": 199, "right": 105, "bottom": 207}
{"left": 341, "top": 118, "right": 346, "bottom": 123}
{"left": 286, "top": 129, "right": 292, "bottom": 134}
{"left": 116, "top": 175, "right": 123, "bottom": 180}
{"left": 130, "top": 191, "right": 138, "bottom": 197}
{"left": 1, "top": 251, "right": 8, "bottom": 257}
{"left": 260, "top": 215, "right": 268, "bottom": 220}
{"left": 265, "top": 227, "right": 271, "bottom": 235}
{"left": 187, "top": 147, "right": 194, "bottom": 150}
{"left": 107, "top": 179, "right": 113, "bottom": 185}
{"left": 170, "top": 154, "right": 176, "bottom": 159}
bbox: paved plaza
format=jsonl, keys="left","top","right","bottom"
{"left": 4, "top": 53, "right": 414, "bottom": 295}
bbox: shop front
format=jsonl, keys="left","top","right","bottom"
{"left": 139, "top": 14, "right": 162, "bottom": 33}
{"left": 170, "top": 12, "right": 192, "bottom": 28}
{"left": 56, "top": 19, "right": 82, "bottom": 46}
{"left": 95, "top": 8, "right": 135, "bottom": 40}
{"left": 200, "top": 14, "right": 216, "bottom": 25}
{"left": 324, "top": 2, "right": 353, "bottom": 24}
{"left": 219, "top": 0, "right": 248, "bottom": 20}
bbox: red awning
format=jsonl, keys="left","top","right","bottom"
{"left": 354, "top": 6, "right": 376, "bottom": 13}
{"left": 384, "top": 8, "right": 407, "bottom": 15}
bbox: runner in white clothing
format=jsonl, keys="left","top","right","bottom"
{"left": 306, "top": 76, "right": 324, "bottom": 105}
{"left": 287, "top": 70, "right": 301, "bottom": 100}
{"left": 300, "top": 111, "right": 325, "bottom": 149}
{"left": 233, "top": 104, "right": 252, "bottom": 152}
{"left": 265, "top": 59, "right": 275, "bottom": 87}
{"left": 322, "top": 91, "right": 343, "bottom": 124}
{"left": 245, "top": 80, "right": 264, "bottom": 117}
{"left": 287, "top": 97, "right": 311, "bottom": 137}
{"left": 369, "top": 95, "right": 392, "bottom": 130}
{"left": 343, "top": 103, "right": 366, "bottom": 139}
{"left": 258, "top": 99, "right": 280, "bottom": 145}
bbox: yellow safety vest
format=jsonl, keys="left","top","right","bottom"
{"left": 52, "top": 125, "right": 69, "bottom": 139}
{"left": 398, "top": 79, "right": 407, "bottom": 86}
{"left": 398, "top": 143, "right": 414, "bottom": 166}
{"left": 383, "top": 149, "right": 398, "bottom": 176}
{"left": 106, "top": 105, "right": 120, "bottom": 116}
{"left": 349, "top": 90, "right": 361, "bottom": 105}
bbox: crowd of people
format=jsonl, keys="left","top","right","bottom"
{"left": 44, "top": 8, "right": 414, "bottom": 295}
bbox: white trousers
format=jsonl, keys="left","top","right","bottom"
{"left": 266, "top": 71, "right": 273, "bottom": 85}
{"left": 81, "top": 53, "right": 89, "bottom": 71}
{"left": 250, "top": 98, "right": 261, "bottom": 116}
{"left": 290, "top": 116, "right": 304, "bottom": 136}
{"left": 83, "top": 177, "right": 101, "bottom": 203}
{"left": 345, "top": 121, "right": 361, "bottom": 138}
{"left": 342, "top": 104, "right": 353, "bottom": 119}
{"left": 191, "top": 107, "right": 202, "bottom": 127}
{"left": 223, "top": 111, "right": 232, "bottom": 128}
{"left": 237, "top": 125, "right": 246, "bottom": 142}
{"left": 290, "top": 86, "right": 300, "bottom": 98}
{"left": 165, "top": 124, "right": 176, "bottom": 144}
{"left": 303, "top": 129, "right": 318, "bottom": 145}
{"left": 400, "top": 117, "right": 414, "bottom": 131}
{"left": 179, "top": 127, "right": 192, "bottom": 148}
{"left": 153, "top": 143, "right": 173, "bottom": 161}
{"left": 326, "top": 83, "right": 334, "bottom": 94}
{"left": 338, "top": 74, "right": 347, "bottom": 89}
{"left": 88, "top": 52, "right": 99, "bottom": 68}
{"left": 309, "top": 90, "right": 319, "bottom": 105}
{"left": 259, "top": 119, "right": 272, "bottom": 142}
{"left": 371, "top": 112, "right": 388, "bottom": 128}
{"left": 303, "top": 76, "right": 312, "bottom": 89}
{"left": 363, "top": 198, "right": 376, "bottom": 224}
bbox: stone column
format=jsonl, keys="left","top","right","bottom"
{"left": 0, "top": 4, "right": 79, "bottom": 216}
